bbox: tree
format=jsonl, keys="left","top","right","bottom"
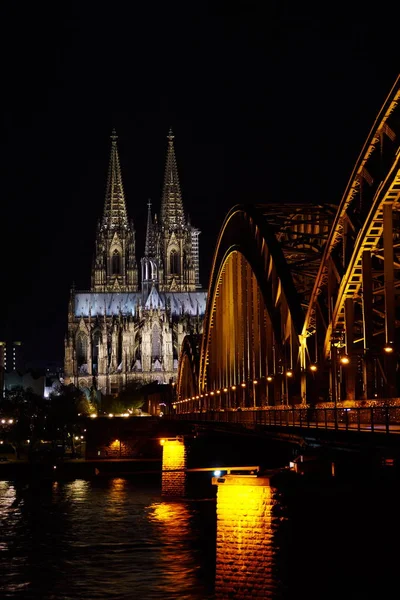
{"left": 1, "top": 387, "right": 46, "bottom": 458}
{"left": 48, "top": 383, "right": 88, "bottom": 455}
{"left": 117, "top": 381, "right": 145, "bottom": 412}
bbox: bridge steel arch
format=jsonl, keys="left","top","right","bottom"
{"left": 176, "top": 334, "right": 202, "bottom": 411}
{"left": 303, "top": 74, "right": 400, "bottom": 403}
{"left": 176, "top": 75, "right": 400, "bottom": 411}
{"left": 176, "top": 204, "right": 332, "bottom": 411}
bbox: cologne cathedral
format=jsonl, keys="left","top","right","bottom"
{"left": 64, "top": 130, "right": 207, "bottom": 394}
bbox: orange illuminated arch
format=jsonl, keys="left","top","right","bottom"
{"left": 199, "top": 205, "right": 305, "bottom": 401}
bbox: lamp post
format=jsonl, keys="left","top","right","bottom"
{"left": 252, "top": 380, "right": 258, "bottom": 408}
{"left": 169, "top": 380, "right": 176, "bottom": 416}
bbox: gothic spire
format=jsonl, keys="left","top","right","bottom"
{"left": 144, "top": 199, "right": 156, "bottom": 257}
{"left": 160, "top": 128, "right": 185, "bottom": 229}
{"left": 102, "top": 129, "right": 129, "bottom": 229}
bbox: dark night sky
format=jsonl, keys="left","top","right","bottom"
{"left": 0, "top": 4, "right": 399, "bottom": 367}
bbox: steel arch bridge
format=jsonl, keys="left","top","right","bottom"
{"left": 176, "top": 75, "right": 400, "bottom": 412}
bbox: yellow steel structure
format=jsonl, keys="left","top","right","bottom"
{"left": 177, "top": 75, "right": 400, "bottom": 408}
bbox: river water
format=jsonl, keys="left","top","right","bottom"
{"left": 1, "top": 473, "right": 399, "bottom": 599}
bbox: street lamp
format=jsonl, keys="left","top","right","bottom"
{"left": 340, "top": 355, "right": 350, "bottom": 365}
{"left": 384, "top": 342, "right": 394, "bottom": 354}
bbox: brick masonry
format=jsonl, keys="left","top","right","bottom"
{"left": 213, "top": 475, "right": 279, "bottom": 599}
{"left": 161, "top": 439, "right": 187, "bottom": 497}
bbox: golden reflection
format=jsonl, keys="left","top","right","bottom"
{"left": 0, "top": 482, "right": 16, "bottom": 515}
{"left": 214, "top": 476, "right": 280, "bottom": 598}
{"left": 110, "top": 477, "right": 126, "bottom": 502}
{"left": 64, "top": 479, "right": 89, "bottom": 502}
{"left": 148, "top": 501, "right": 190, "bottom": 530}
{"left": 147, "top": 501, "right": 193, "bottom": 589}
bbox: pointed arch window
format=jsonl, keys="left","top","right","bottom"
{"left": 152, "top": 322, "right": 161, "bottom": 360}
{"left": 112, "top": 250, "right": 121, "bottom": 275}
{"left": 92, "top": 330, "right": 101, "bottom": 374}
{"left": 170, "top": 250, "right": 179, "bottom": 275}
{"left": 77, "top": 334, "right": 88, "bottom": 369}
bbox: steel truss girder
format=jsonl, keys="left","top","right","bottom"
{"left": 198, "top": 205, "right": 331, "bottom": 396}
{"left": 304, "top": 76, "right": 400, "bottom": 341}
{"left": 323, "top": 163, "right": 400, "bottom": 358}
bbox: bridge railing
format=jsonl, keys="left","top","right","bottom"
{"left": 171, "top": 406, "right": 400, "bottom": 434}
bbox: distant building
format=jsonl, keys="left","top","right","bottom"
{"left": 0, "top": 340, "right": 24, "bottom": 373}
{"left": 0, "top": 342, "right": 62, "bottom": 398}
{"left": 2, "top": 367, "right": 61, "bottom": 399}
{"left": 0, "top": 341, "right": 25, "bottom": 397}
{"left": 4, "top": 370, "right": 46, "bottom": 397}
{"left": 64, "top": 130, "right": 207, "bottom": 394}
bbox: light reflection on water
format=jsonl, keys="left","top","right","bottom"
{"left": 0, "top": 478, "right": 215, "bottom": 600}
{"left": 2, "top": 475, "right": 400, "bottom": 598}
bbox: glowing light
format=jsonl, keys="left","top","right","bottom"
{"left": 216, "top": 390, "right": 221, "bottom": 394}
{"left": 53, "top": 465, "right": 57, "bottom": 470}
{"left": 8, "top": 419, "right": 13, "bottom": 424}
{"left": 231, "top": 385, "right": 236, "bottom": 391}
{"left": 286, "top": 370, "right": 293, "bottom": 378}
{"left": 223, "top": 388, "right": 228, "bottom": 392}
{"left": 75, "top": 436, "right": 79, "bottom": 440}
{"left": 1, "top": 419, "right": 5, "bottom": 424}
{"left": 310, "top": 364, "right": 317, "bottom": 372}
{"left": 108, "top": 413, "right": 114, "bottom": 417}
{"left": 384, "top": 342, "right": 394, "bottom": 353}
{"left": 161, "top": 439, "right": 186, "bottom": 496}
{"left": 241, "top": 382, "right": 246, "bottom": 388}
{"left": 160, "top": 438, "right": 165, "bottom": 445}
{"left": 340, "top": 355, "right": 350, "bottom": 365}
{"left": 213, "top": 476, "right": 275, "bottom": 596}
{"left": 253, "top": 379, "right": 258, "bottom": 385}
{"left": 267, "top": 376, "right": 273, "bottom": 382}
{"left": 172, "top": 404, "right": 177, "bottom": 410}
{"left": 214, "top": 470, "right": 222, "bottom": 477}
{"left": 90, "top": 414, "right": 97, "bottom": 418}
{"left": 210, "top": 391, "right": 215, "bottom": 396}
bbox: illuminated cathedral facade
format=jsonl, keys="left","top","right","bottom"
{"left": 64, "top": 130, "right": 206, "bottom": 394}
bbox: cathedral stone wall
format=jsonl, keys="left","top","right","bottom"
{"left": 64, "top": 130, "right": 207, "bottom": 395}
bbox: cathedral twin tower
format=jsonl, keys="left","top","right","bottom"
{"left": 64, "top": 130, "right": 207, "bottom": 394}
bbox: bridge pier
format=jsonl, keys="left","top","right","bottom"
{"left": 161, "top": 437, "right": 187, "bottom": 497}
{"left": 212, "top": 473, "right": 280, "bottom": 598}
